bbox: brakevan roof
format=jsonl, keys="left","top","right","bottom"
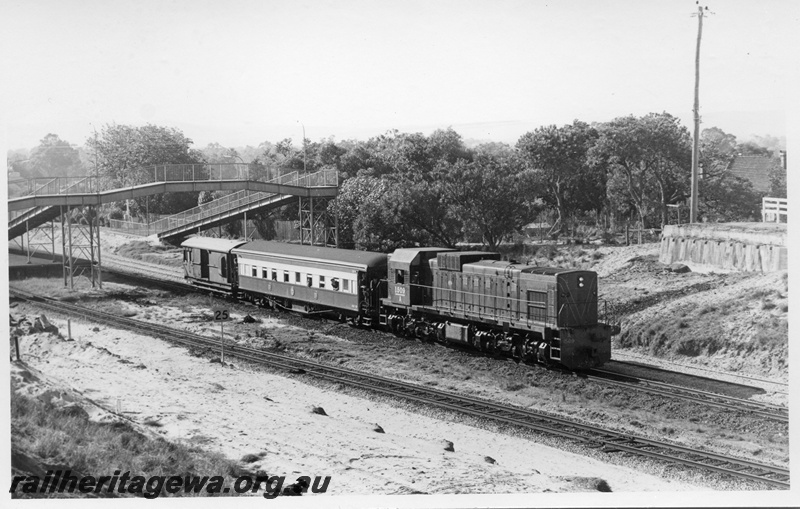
{"left": 181, "top": 237, "right": 248, "bottom": 252}
{"left": 233, "top": 241, "right": 387, "bottom": 269}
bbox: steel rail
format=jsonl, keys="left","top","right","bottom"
{"left": 611, "top": 352, "right": 789, "bottom": 391}
{"left": 10, "top": 289, "right": 789, "bottom": 489}
{"left": 586, "top": 369, "right": 789, "bottom": 423}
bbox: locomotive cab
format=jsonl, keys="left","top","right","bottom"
{"left": 554, "top": 270, "right": 599, "bottom": 327}
{"left": 385, "top": 248, "right": 454, "bottom": 307}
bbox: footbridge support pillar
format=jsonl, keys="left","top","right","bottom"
{"left": 299, "top": 196, "right": 337, "bottom": 247}
{"left": 61, "top": 205, "right": 102, "bottom": 289}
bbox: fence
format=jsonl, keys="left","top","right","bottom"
{"left": 762, "top": 197, "right": 788, "bottom": 223}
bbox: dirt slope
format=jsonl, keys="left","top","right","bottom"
{"left": 586, "top": 243, "right": 788, "bottom": 382}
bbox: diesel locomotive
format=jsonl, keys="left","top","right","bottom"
{"left": 181, "top": 238, "right": 618, "bottom": 370}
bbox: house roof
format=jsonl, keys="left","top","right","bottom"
{"left": 727, "top": 155, "right": 778, "bottom": 193}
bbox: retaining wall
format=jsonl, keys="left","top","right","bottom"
{"left": 659, "top": 223, "right": 787, "bottom": 272}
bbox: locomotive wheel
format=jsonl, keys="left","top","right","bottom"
{"left": 512, "top": 344, "right": 523, "bottom": 363}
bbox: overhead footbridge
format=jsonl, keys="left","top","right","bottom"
{"left": 8, "top": 164, "right": 340, "bottom": 288}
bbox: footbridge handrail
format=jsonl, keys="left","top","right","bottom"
{"left": 13, "top": 163, "right": 341, "bottom": 197}
{"left": 152, "top": 168, "right": 337, "bottom": 233}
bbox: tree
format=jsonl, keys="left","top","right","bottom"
{"left": 699, "top": 127, "right": 737, "bottom": 179}
{"left": 517, "top": 121, "right": 601, "bottom": 233}
{"left": 768, "top": 160, "right": 787, "bottom": 198}
{"left": 590, "top": 113, "right": 691, "bottom": 228}
{"left": 386, "top": 169, "right": 463, "bottom": 248}
{"left": 251, "top": 210, "right": 277, "bottom": 240}
{"left": 329, "top": 176, "right": 414, "bottom": 251}
{"left": 199, "top": 142, "right": 236, "bottom": 164}
{"left": 427, "top": 127, "right": 472, "bottom": 165}
{"left": 86, "top": 123, "right": 205, "bottom": 215}
{"left": 699, "top": 175, "right": 761, "bottom": 222}
{"left": 25, "top": 134, "right": 83, "bottom": 179}
{"left": 445, "top": 153, "right": 534, "bottom": 249}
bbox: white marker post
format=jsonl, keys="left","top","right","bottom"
{"left": 213, "top": 309, "right": 231, "bottom": 363}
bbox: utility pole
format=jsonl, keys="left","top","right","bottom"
{"left": 91, "top": 123, "right": 99, "bottom": 192}
{"left": 300, "top": 122, "right": 307, "bottom": 174}
{"left": 690, "top": 4, "right": 709, "bottom": 224}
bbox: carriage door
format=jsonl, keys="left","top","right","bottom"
{"left": 200, "top": 250, "right": 209, "bottom": 279}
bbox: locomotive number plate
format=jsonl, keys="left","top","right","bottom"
{"left": 395, "top": 285, "right": 406, "bottom": 296}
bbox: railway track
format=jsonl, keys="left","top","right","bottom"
{"left": 100, "top": 262, "right": 791, "bottom": 424}
{"left": 611, "top": 351, "right": 789, "bottom": 394}
{"left": 102, "top": 253, "right": 186, "bottom": 284}
{"left": 87, "top": 260, "right": 794, "bottom": 425}
{"left": 10, "top": 288, "right": 790, "bottom": 489}
{"left": 585, "top": 369, "right": 789, "bottom": 423}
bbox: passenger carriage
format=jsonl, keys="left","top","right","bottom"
{"left": 231, "top": 241, "right": 387, "bottom": 323}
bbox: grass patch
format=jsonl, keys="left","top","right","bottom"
{"left": 11, "top": 388, "right": 243, "bottom": 499}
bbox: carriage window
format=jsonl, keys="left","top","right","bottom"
{"left": 262, "top": 268, "right": 268, "bottom": 279}
{"left": 395, "top": 269, "right": 405, "bottom": 284}
{"left": 307, "top": 275, "right": 313, "bottom": 287}
{"left": 319, "top": 276, "right": 325, "bottom": 289}
{"left": 343, "top": 279, "right": 350, "bottom": 292}
{"left": 272, "top": 269, "right": 277, "bottom": 281}
{"left": 295, "top": 272, "right": 301, "bottom": 283}
{"left": 331, "top": 278, "right": 339, "bottom": 291}
{"left": 283, "top": 271, "right": 289, "bottom": 282}
{"left": 251, "top": 266, "right": 257, "bottom": 277}
{"left": 183, "top": 250, "right": 188, "bottom": 262}
{"left": 220, "top": 256, "right": 227, "bottom": 277}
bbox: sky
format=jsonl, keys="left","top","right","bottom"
{"left": 2, "top": 0, "right": 796, "bottom": 152}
